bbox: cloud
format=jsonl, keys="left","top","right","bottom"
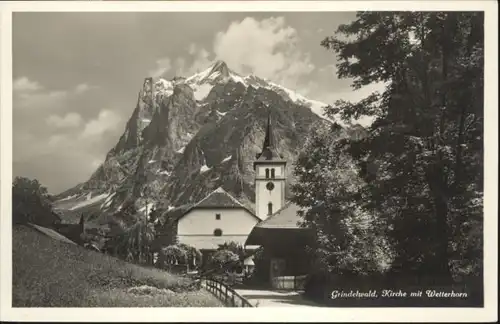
{"left": 13, "top": 76, "right": 42, "bottom": 92}
{"left": 12, "top": 76, "right": 121, "bottom": 192}
{"left": 80, "top": 109, "right": 121, "bottom": 138}
{"left": 15, "top": 89, "right": 68, "bottom": 110}
{"left": 188, "top": 43, "right": 197, "bottom": 55}
{"left": 149, "top": 57, "right": 172, "bottom": 78}
{"left": 14, "top": 108, "right": 123, "bottom": 193}
{"left": 152, "top": 16, "right": 314, "bottom": 90}
{"left": 47, "top": 134, "right": 67, "bottom": 148}
{"left": 13, "top": 77, "right": 93, "bottom": 110}
{"left": 46, "top": 112, "right": 83, "bottom": 128}
{"left": 176, "top": 44, "right": 212, "bottom": 76}
{"left": 74, "top": 83, "right": 91, "bottom": 94}
{"left": 212, "top": 17, "right": 315, "bottom": 89}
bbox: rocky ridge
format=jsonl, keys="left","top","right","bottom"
{"left": 54, "top": 60, "right": 354, "bottom": 228}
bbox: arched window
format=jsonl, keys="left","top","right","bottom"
{"left": 268, "top": 202, "right": 273, "bottom": 215}
{"left": 213, "top": 228, "right": 223, "bottom": 236}
{"left": 270, "top": 168, "right": 275, "bottom": 179}
{"left": 265, "top": 168, "right": 270, "bottom": 179}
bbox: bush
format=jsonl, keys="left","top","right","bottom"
{"left": 155, "top": 243, "right": 201, "bottom": 271}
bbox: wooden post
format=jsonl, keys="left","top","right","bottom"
{"left": 232, "top": 293, "right": 235, "bottom": 307}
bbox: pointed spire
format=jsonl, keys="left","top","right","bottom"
{"left": 255, "top": 106, "right": 282, "bottom": 161}
{"left": 262, "top": 109, "right": 274, "bottom": 150}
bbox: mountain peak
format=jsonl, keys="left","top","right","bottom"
{"left": 210, "top": 60, "right": 228, "bottom": 70}
{"left": 208, "top": 60, "right": 230, "bottom": 78}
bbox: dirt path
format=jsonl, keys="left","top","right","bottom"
{"left": 234, "top": 288, "right": 323, "bottom": 307}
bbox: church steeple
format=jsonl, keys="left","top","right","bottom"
{"left": 263, "top": 112, "right": 274, "bottom": 150}
{"left": 253, "top": 107, "right": 287, "bottom": 220}
{"left": 256, "top": 110, "right": 281, "bottom": 161}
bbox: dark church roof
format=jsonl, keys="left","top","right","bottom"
{"left": 244, "top": 202, "right": 312, "bottom": 246}
{"left": 255, "top": 202, "right": 308, "bottom": 229}
{"left": 194, "top": 187, "right": 246, "bottom": 209}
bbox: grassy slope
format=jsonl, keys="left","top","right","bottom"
{"left": 12, "top": 225, "right": 223, "bottom": 307}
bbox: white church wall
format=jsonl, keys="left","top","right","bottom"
{"left": 255, "top": 180, "right": 285, "bottom": 220}
{"left": 178, "top": 207, "right": 258, "bottom": 240}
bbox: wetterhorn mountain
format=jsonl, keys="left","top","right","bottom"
{"left": 54, "top": 60, "right": 348, "bottom": 227}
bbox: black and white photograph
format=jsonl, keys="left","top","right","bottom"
{"left": 0, "top": 1, "right": 497, "bottom": 322}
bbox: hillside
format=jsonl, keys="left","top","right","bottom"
{"left": 12, "top": 225, "right": 223, "bottom": 307}
{"left": 53, "top": 60, "right": 360, "bottom": 228}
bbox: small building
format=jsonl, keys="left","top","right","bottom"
{"left": 176, "top": 187, "right": 261, "bottom": 263}
{"left": 53, "top": 214, "right": 85, "bottom": 245}
{"left": 243, "top": 254, "right": 255, "bottom": 274}
{"left": 245, "top": 202, "right": 314, "bottom": 290}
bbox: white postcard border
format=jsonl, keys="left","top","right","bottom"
{"left": 0, "top": 1, "right": 497, "bottom": 322}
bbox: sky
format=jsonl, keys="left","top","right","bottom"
{"left": 12, "top": 12, "right": 382, "bottom": 194}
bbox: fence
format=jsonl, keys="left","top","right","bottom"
{"left": 203, "top": 279, "right": 254, "bottom": 307}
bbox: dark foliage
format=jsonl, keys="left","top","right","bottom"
{"left": 294, "top": 12, "right": 483, "bottom": 305}
{"left": 12, "top": 176, "right": 61, "bottom": 227}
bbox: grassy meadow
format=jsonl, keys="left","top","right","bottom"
{"left": 12, "top": 225, "right": 223, "bottom": 307}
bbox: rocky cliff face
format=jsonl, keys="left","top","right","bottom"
{"left": 54, "top": 60, "right": 349, "bottom": 227}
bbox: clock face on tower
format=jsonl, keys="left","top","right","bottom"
{"left": 266, "top": 182, "right": 275, "bottom": 191}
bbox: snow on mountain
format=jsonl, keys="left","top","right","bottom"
{"left": 55, "top": 60, "right": 345, "bottom": 215}
{"left": 56, "top": 194, "right": 79, "bottom": 202}
{"left": 69, "top": 192, "right": 109, "bottom": 211}
{"left": 101, "top": 192, "right": 116, "bottom": 209}
{"left": 200, "top": 165, "right": 211, "bottom": 173}
{"left": 155, "top": 78, "right": 174, "bottom": 97}
{"left": 192, "top": 83, "right": 213, "bottom": 101}
{"left": 166, "top": 60, "right": 333, "bottom": 123}
{"left": 242, "top": 75, "right": 340, "bottom": 125}
{"left": 146, "top": 60, "right": 334, "bottom": 123}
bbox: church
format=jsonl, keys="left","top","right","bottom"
{"left": 173, "top": 113, "right": 313, "bottom": 287}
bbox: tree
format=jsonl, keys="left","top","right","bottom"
{"left": 12, "top": 176, "right": 61, "bottom": 227}
{"left": 126, "top": 220, "right": 156, "bottom": 264}
{"left": 291, "top": 123, "right": 392, "bottom": 276}
{"left": 178, "top": 243, "right": 203, "bottom": 268}
{"left": 155, "top": 243, "right": 201, "bottom": 270}
{"left": 104, "top": 203, "right": 156, "bottom": 265}
{"left": 319, "top": 12, "right": 483, "bottom": 284}
{"left": 156, "top": 245, "right": 188, "bottom": 269}
{"left": 217, "top": 241, "right": 246, "bottom": 261}
{"left": 210, "top": 249, "right": 240, "bottom": 270}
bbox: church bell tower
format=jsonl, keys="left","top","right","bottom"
{"left": 253, "top": 111, "right": 286, "bottom": 220}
